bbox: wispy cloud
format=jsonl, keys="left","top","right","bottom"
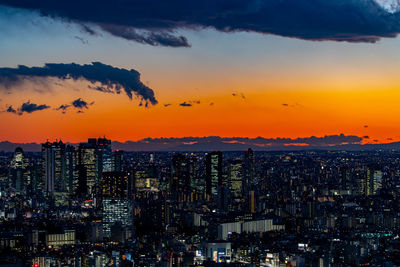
{"left": 72, "top": 98, "right": 93, "bottom": 109}
{"left": 74, "top": 36, "right": 89, "bottom": 44}
{"left": 55, "top": 98, "right": 94, "bottom": 114}
{"left": 179, "top": 100, "right": 201, "bottom": 107}
{"left": 179, "top": 102, "right": 192, "bottom": 107}
{"left": 6, "top": 105, "right": 17, "bottom": 114}
{"left": 232, "top": 92, "right": 246, "bottom": 100}
{"left": 282, "top": 103, "right": 301, "bottom": 108}
{"left": 55, "top": 104, "right": 70, "bottom": 114}
{"left": 99, "top": 24, "right": 190, "bottom": 47}
{"left": 5, "top": 101, "right": 50, "bottom": 115}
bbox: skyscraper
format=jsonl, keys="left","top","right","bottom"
{"left": 101, "top": 172, "right": 132, "bottom": 238}
{"left": 96, "top": 138, "right": 113, "bottom": 175}
{"left": 42, "top": 141, "right": 66, "bottom": 194}
{"left": 78, "top": 141, "right": 97, "bottom": 194}
{"left": 76, "top": 138, "right": 113, "bottom": 195}
{"left": 171, "top": 154, "right": 191, "bottom": 195}
{"left": 206, "top": 151, "right": 222, "bottom": 197}
{"left": 76, "top": 164, "right": 88, "bottom": 198}
{"left": 113, "top": 150, "right": 124, "bottom": 172}
{"left": 65, "top": 145, "right": 77, "bottom": 194}
{"left": 228, "top": 159, "right": 243, "bottom": 199}
{"left": 188, "top": 156, "right": 201, "bottom": 193}
{"left": 244, "top": 148, "right": 255, "bottom": 193}
{"left": 9, "top": 147, "right": 29, "bottom": 193}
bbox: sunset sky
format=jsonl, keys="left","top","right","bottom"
{"left": 1, "top": 1, "right": 400, "bottom": 144}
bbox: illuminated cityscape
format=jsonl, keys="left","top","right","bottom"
{"left": 2, "top": 0, "right": 400, "bottom": 266}
{"left": 0, "top": 142, "right": 400, "bottom": 265}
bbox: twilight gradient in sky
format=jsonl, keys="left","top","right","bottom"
{"left": 1, "top": 2, "right": 400, "bottom": 143}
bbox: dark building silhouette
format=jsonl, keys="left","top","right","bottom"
{"left": 76, "top": 165, "right": 88, "bottom": 198}
{"left": 244, "top": 148, "right": 255, "bottom": 193}
{"left": 171, "top": 154, "right": 191, "bottom": 195}
{"left": 65, "top": 145, "right": 77, "bottom": 194}
{"left": 113, "top": 150, "right": 124, "bottom": 171}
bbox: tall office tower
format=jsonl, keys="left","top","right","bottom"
{"left": 31, "top": 162, "right": 44, "bottom": 192}
{"left": 101, "top": 172, "right": 133, "bottom": 238}
{"left": 188, "top": 157, "right": 202, "bottom": 193}
{"left": 42, "top": 141, "right": 66, "bottom": 194}
{"left": 113, "top": 150, "right": 124, "bottom": 172}
{"left": 206, "top": 151, "right": 223, "bottom": 197}
{"left": 228, "top": 159, "right": 243, "bottom": 198}
{"left": 365, "top": 168, "right": 383, "bottom": 195}
{"left": 76, "top": 165, "right": 88, "bottom": 198}
{"left": 9, "top": 147, "right": 30, "bottom": 193}
{"left": 171, "top": 154, "right": 191, "bottom": 195}
{"left": 65, "top": 145, "right": 77, "bottom": 194}
{"left": 244, "top": 148, "right": 255, "bottom": 193}
{"left": 96, "top": 138, "right": 113, "bottom": 175}
{"left": 78, "top": 141, "right": 97, "bottom": 194}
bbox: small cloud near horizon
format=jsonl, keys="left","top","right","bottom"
{"left": 4, "top": 101, "right": 50, "bottom": 115}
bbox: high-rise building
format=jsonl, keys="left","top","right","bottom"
{"left": 78, "top": 141, "right": 97, "bottom": 194}
{"left": 76, "top": 165, "right": 88, "bottom": 198}
{"left": 65, "top": 145, "right": 77, "bottom": 194}
{"left": 102, "top": 199, "right": 133, "bottom": 239}
{"left": 9, "top": 147, "right": 30, "bottom": 193}
{"left": 96, "top": 138, "right": 113, "bottom": 175}
{"left": 42, "top": 141, "right": 66, "bottom": 194}
{"left": 206, "top": 151, "right": 222, "bottom": 197}
{"left": 244, "top": 148, "right": 255, "bottom": 192}
{"left": 228, "top": 159, "right": 243, "bottom": 198}
{"left": 188, "top": 157, "right": 201, "bottom": 193}
{"left": 31, "top": 162, "right": 44, "bottom": 193}
{"left": 171, "top": 154, "right": 191, "bottom": 195}
{"left": 113, "top": 150, "right": 124, "bottom": 172}
{"left": 101, "top": 171, "right": 133, "bottom": 238}
{"left": 76, "top": 138, "right": 114, "bottom": 195}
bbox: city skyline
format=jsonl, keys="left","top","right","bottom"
{"left": 2, "top": 1, "right": 400, "bottom": 143}
{"left": 2, "top": 2, "right": 400, "bottom": 265}
{"left": 3, "top": 133, "right": 400, "bottom": 152}
{"left": 1, "top": 138, "right": 400, "bottom": 265}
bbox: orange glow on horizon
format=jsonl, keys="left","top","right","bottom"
{"left": 1, "top": 80, "right": 400, "bottom": 144}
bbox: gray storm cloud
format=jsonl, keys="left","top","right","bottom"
{"left": 1, "top": 0, "right": 400, "bottom": 45}
{"left": 0, "top": 62, "right": 158, "bottom": 105}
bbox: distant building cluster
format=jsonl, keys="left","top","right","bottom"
{"left": 0, "top": 140, "right": 399, "bottom": 266}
